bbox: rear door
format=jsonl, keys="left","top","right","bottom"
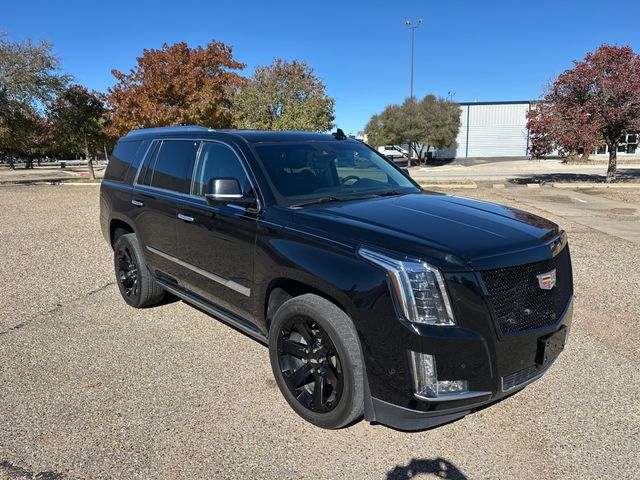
{"left": 132, "top": 139, "right": 199, "bottom": 279}
{"left": 175, "top": 140, "right": 259, "bottom": 320}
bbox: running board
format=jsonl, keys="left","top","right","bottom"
{"left": 156, "top": 279, "right": 268, "bottom": 345}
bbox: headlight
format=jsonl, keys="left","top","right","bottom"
{"left": 358, "top": 247, "right": 455, "bottom": 326}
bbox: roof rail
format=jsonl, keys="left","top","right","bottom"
{"left": 125, "top": 125, "right": 214, "bottom": 136}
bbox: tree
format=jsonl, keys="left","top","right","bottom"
{"left": 48, "top": 85, "right": 110, "bottom": 179}
{"left": 106, "top": 41, "right": 245, "bottom": 136}
{"left": 364, "top": 95, "right": 460, "bottom": 162}
{"left": 527, "top": 100, "right": 599, "bottom": 161}
{"left": 0, "top": 34, "right": 69, "bottom": 168}
{"left": 232, "top": 58, "right": 334, "bottom": 131}
{"left": 0, "top": 103, "right": 46, "bottom": 168}
{"left": 528, "top": 45, "right": 640, "bottom": 181}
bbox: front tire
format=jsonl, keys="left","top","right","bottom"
{"left": 113, "top": 233, "right": 164, "bottom": 308}
{"left": 268, "top": 294, "right": 364, "bottom": 429}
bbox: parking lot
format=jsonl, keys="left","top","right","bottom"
{"left": 1, "top": 184, "right": 638, "bottom": 479}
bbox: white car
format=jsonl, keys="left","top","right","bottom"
{"left": 377, "top": 145, "right": 410, "bottom": 160}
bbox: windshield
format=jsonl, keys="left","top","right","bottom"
{"left": 253, "top": 140, "right": 419, "bottom": 206}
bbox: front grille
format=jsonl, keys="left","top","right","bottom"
{"left": 481, "top": 245, "right": 573, "bottom": 334}
{"left": 501, "top": 356, "right": 557, "bottom": 391}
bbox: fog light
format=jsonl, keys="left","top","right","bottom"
{"left": 408, "top": 351, "right": 469, "bottom": 398}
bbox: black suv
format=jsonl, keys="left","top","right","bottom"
{"left": 100, "top": 126, "right": 573, "bottom": 430}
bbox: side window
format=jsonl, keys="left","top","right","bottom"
{"left": 146, "top": 140, "right": 199, "bottom": 193}
{"left": 191, "top": 142, "right": 250, "bottom": 196}
{"left": 104, "top": 140, "right": 142, "bottom": 182}
{"left": 137, "top": 141, "right": 159, "bottom": 186}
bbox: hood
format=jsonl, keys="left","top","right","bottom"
{"left": 292, "top": 192, "right": 561, "bottom": 271}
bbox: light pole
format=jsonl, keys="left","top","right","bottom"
{"left": 405, "top": 18, "right": 423, "bottom": 100}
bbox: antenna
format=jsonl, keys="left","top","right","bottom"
{"left": 332, "top": 128, "right": 347, "bottom": 140}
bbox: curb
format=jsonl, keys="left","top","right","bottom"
{"left": 0, "top": 178, "right": 101, "bottom": 186}
{"left": 551, "top": 182, "right": 640, "bottom": 189}
{"left": 418, "top": 182, "right": 478, "bottom": 189}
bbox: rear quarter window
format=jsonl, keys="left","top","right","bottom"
{"left": 146, "top": 140, "right": 199, "bottom": 193}
{"left": 104, "top": 140, "right": 144, "bottom": 183}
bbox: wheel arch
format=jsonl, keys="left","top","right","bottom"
{"left": 110, "top": 218, "right": 135, "bottom": 247}
{"left": 264, "top": 277, "right": 349, "bottom": 332}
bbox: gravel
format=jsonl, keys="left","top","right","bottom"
{"left": 0, "top": 184, "right": 638, "bottom": 479}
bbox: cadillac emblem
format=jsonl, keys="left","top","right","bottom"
{"left": 537, "top": 269, "right": 557, "bottom": 290}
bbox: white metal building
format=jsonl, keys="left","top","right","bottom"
{"left": 434, "top": 101, "right": 532, "bottom": 159}
{"left": 434, "top": 100, "right": 640, "bottom": 159}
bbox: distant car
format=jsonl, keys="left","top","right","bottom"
{"left": 377, "top": 145, "right": 410, "bottom": 161}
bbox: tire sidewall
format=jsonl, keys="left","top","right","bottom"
{"left": 113, "top": 235, "right": 143, "bottom": 307}
{"left": 268, "top": 296, "right": 362, "bottom": 429}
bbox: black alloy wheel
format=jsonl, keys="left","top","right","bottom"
{"left": 277, "top": 317, "right": 344, "bottom": 413}
{"left": 116, "top": 245, "right": 138, "bottom": 298}
{"left": 112, "top": 233, "right": 164, "bottom": 308}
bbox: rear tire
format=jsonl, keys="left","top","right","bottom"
{"left": 268, "top": 294, "right": 364, "bottom": 429}
{"left": 113, "top": 233, "right": 164, "bottom": 308}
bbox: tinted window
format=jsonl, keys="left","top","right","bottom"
{"left": 191, "top": 142, "right": 250, "bottom": 196}
{"left": 148, "top": 140, "right": 199, "bottom": 193}
{"left": 254, "top": 141, "right": 417, "bottom": 203}
{"left": 137, "top": 141, "right": 160, "bottom": 186}
{"left": 104, "top": 140, "right": 142, "bottom": 182}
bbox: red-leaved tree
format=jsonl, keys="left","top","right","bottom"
{"left": 527, "top": 45, "right": 640, "bottom": 182}
{"left": 106, "top": 41, "right": 245, "bottom": 136}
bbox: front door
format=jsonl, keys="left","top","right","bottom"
{"left": 175, "top": 140, "right": 258, "bottom": 321}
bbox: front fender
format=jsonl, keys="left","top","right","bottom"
{"left": 253, "top": 227, "right": 385, "bottom": 322}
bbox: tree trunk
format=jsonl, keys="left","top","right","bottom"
{"left": 581, "top": 150, "right": 590, "bottom": 161}
{"left": 606, "top": 144, "right": 617, "bottom": 183}
{"left": 8, "top": 154, "right": 14, "bottom": 170}
{"left": 85, "top": 141, "right": 96, "bottom": 180}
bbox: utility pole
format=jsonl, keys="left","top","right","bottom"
{"left": 405, "top": 18, "right": 423, "bottom": 99}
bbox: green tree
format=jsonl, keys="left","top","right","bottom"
{"left": 48, "top": 85, "right": 110, "bottom": 179}
{"left": 232, "top": 58, "right": 334, "bottom": 131}
{"left": 0, "top": 104, "right": 46, "bottom": 168}
{"left": 0, "top": 34, "right": 69, "bottom": 168}
{"left": 364, "top": 95, "right": 460, "bottom": 163}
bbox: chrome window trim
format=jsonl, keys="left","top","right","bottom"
{"left": 147, "top": 246, "right": 250, "bottom": 297}
{"left": 132, "top": 139, "right": 158, "bottom": 185}
{"left": 132, "top": 137, "right": 263, "bottom": 214}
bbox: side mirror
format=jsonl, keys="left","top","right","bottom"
{"left": 401, "top": 167, "right": 411, "bottom": 176}
{"left": 205, "top": 178, "right": 255, "bottom": 206}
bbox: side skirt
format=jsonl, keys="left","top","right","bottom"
{"left": 156, "top": 278, "right": 268, "bottom": 345}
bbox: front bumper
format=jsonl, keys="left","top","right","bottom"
{"left": 357, "top": 271, "right": 573, "bottom": 431}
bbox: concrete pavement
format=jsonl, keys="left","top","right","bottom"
{"left": 411, "top": 159, "right": 640, "bottom": 183}
{"left": 0, "top": 185, "right": 638, "bottom": 479}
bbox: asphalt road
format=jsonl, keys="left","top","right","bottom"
{"left": 1, "top": 184, "right": 638, "bottom": 479}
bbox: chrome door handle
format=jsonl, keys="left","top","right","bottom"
{"left": 131, "top": 199, "right": 144, "bottom": 207}
{"left": 178, "top": 213, "right": 194, "bottom": 223}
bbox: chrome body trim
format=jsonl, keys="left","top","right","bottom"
{"left": 414, "top": 390, "right": 492, "bottom": 403}
{"left": 177, "top": 213, "right": 194, "bottom": 223}
{"left": 146, "top": 246, "right": 251, "bottom": 297}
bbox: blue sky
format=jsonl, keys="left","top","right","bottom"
{"left": 3, "top": 0, "right": 639, "bottom": 134}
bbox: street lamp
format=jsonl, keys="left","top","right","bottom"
{"left": 405, "top": 17, "right": 423, "bottom": 100}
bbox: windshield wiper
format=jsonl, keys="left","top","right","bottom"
{"left": 290, "top": 196, "right": 344, "bottom": 208}
{"left": 374, "top": 190, "right": 405, "bottom": 197}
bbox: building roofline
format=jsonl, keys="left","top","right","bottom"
{"left": 457, "top": 100, "right": 535, "bottom": 106}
